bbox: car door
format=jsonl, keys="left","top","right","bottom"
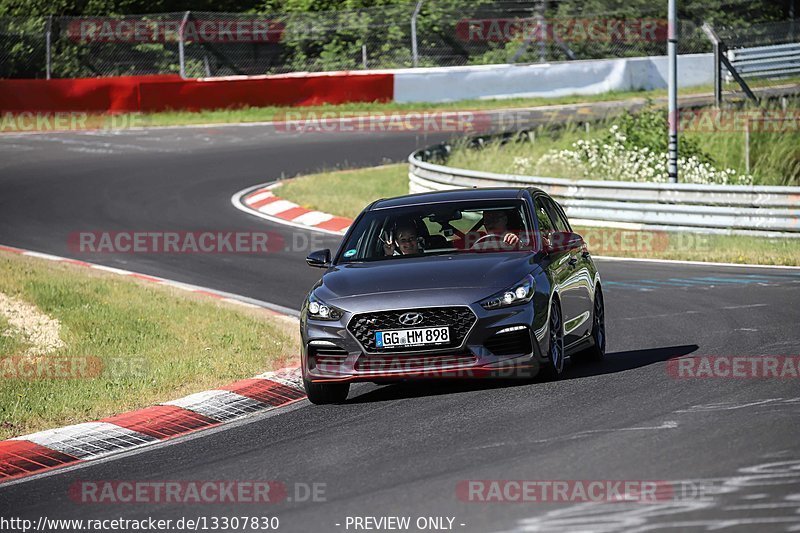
{"left": 543, "top": 197, "right": 593, "bottom": 344}
{"left": 533, "top": 195, "right": 578, "bottom": 342}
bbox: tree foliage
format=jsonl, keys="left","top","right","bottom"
{"left": 0, "top": 0, "right": 795, "bottom": 78}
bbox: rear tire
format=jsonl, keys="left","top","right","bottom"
{"left": 576, "top": 286, "right": 606, "bottom": 362}
{"left": 540, "top": 299, "right": 565, "bottom": 381}
{"left": 304, "top": 379, "right": 350, "bottom": 404}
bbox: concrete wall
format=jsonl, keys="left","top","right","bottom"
{"left": 393, "top": 53, "right": 714, "bottom": 103}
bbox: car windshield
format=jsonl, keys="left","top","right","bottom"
{"left": 337, "top": 199, "right": 536, "bottom": 263}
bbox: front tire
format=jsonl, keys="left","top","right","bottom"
{"left": 540, "top": 299, "right": 565, "bottom": 381}
{"left": 304, "top": 379, "right": 350, "bottom": 404}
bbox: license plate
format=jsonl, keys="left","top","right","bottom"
{"left": 375, "top": 327, "right": 450, "bottom": 348}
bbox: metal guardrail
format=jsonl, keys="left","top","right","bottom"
{"left": 728, "top": 42, "right": 800, "bottom": 79}
{"left": 408, "top": 143, "right": 800, "bottom": 237}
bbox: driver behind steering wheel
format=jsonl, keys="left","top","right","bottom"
{"left": 481, "top": 209, "right": 520, "bottom": 247}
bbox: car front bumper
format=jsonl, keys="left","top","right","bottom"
{"left": 301, "top": 301, "right": 551, "bottom": 383}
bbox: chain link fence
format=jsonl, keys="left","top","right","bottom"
{"left": 703, "top": 19, "right": 800, "bottom": 101}
{"left": 0, "top": 0, "right": 795, "bottom": 79}
{"left": 0, "top": 17, "right": 48, "bottom": 78}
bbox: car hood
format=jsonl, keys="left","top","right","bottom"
{"left": 317, "top": 252, "right": 539, "bottom": 309}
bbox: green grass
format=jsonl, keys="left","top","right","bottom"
{"left": 573, "top": 226, "right": 800, "bottom": 266}
{"left": 444, "top": 98, "right": 800, "bottom": 186}
{"left": 0, "top": 252, "right": 299, "bottom": 440}
{"left": 276, "top": 165, "right": 800, "bottom": 266}
{"left": 129, "top": 87, "right": 676, "bottom": 128}
{"left": 278, "top": 164, "right": 409, "bottom": 219}
{"left": 0, "top": 315, "right": 23, "bottom": 357}
{"left": 689, "top": 127, "right": 800, "bottom": 186}
{"left": 447, "top": 123, "right": 604, "bottom": 176}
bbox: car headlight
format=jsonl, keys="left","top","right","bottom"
{"left": 481, "top": 274, "right": 535, "bottom": 310}
{"left": 306, "top": 293, "right": 344, "bottom": 321}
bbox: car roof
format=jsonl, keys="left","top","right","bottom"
{"left": 369, "top": 187, "right": 545, "bottom": 210}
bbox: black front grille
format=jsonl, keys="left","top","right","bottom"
{"left": 484, "top": 329, "right": 532, "bottom": 356}
{"left": 347, "top": 307, "right": 476, "bottom": 353}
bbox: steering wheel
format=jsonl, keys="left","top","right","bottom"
{"left": 471, "top": 233, "right": 506, "bottom": 249}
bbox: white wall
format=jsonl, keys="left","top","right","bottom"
{"left": 393, "top": 53, "right": 713, "bottom": 103}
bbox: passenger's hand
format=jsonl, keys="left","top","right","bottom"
{"left": 382, "top": 234, "right": 397, "bottom": 256}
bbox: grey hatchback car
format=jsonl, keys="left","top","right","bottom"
{"left": 301, "top": 187, "right": 604, "bottom": 404}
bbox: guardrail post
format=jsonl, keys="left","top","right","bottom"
{"left": 410, "top": 0, "right": 424, "bottom": 68}
{"left": 744, "top": 118, "right": 751, "bottom": 175}
{"left": 667, "top": 0, "right": 678, "bottom": 183}
{"left": 703, "top": 23, "right": 722, "bottom": 107}
{"left": 45, "top": 15, "right": 53, "bottom": 80}
{"left": 712, "top": 40, "right": 721, "bottom": 107}
{"left": 179, "top": 11, "right": 190, "bottom": 79}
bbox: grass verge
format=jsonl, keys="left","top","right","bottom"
{"left": 133, "top": 86, "right": 684, "bottom": 128}
{"left": 0, "top": 251, "right": 299, "bottom": 440}
{"left": 446, "top": 100, "right": 800, "bottom": 187}
{"left": 275, "top": 165, "right": 800, "bottom": 266}
{"left": 278, "top": 164, "right": 409, "bottom": 219}
{"left": 0, "top": 84, "right": 725, "bottom": 133}
{"left": 0, "top": 315, "right": 22, "bottom": 359}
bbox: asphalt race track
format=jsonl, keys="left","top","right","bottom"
{"left": 1, "top": 123, "right": 800, "bottom": 532}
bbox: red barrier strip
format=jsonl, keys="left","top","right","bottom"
{"left": 316, "top": 216, "right": 353, "bottom": 232}
{"left": 249, "top": 196, "right": 280, "bottom": 209}
{"left": 100, "top": 405, "right": 220, "bottom": 440}
{"left": 0, "top": 73, "right": 393, "bottom": 114}
{"left": 274, "top": 206, "right": 310, "bottom": 220}
{"left": 222, "top": 379, "right": 306, "bottom": 407}
{"left": 0, "top": 440, "right": 80, "bottom": 481}
{"left": 0, "top": 245, "right": 24, "bottom": 254}
{"left": 0, "top": 75, "right": 181, "bottom": 113}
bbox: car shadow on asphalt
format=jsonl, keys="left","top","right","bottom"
{"left": 345, "top": 344, "right": 699, "bottom": 403}
{"left": 564, "top": 344, "right": 699, "bottom": 380}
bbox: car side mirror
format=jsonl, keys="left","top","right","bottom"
{"left": 306, "top": 249, "right": 331, "bottom": 268}
{"left": 544, "top": 232, "right": 584, "bottom": 254}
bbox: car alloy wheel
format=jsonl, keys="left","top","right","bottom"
{"left": 591, "top": 288, "right": 606, "bottom": 358}
{"left": 541, "top": 300, "right": 564, "bottom": 380}
{"left": 576, "top": 286, "right": 606, "bottom": 362}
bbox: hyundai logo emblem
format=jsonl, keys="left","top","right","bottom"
{"left": 398, "top": 312, "right": 424, "bottom": 326}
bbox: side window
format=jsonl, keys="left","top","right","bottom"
{"left": 544, "top": 198, "right": 571, "bottom": 233}
{"left": 534, "top": 198, "right": 555, "bottom": 235}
